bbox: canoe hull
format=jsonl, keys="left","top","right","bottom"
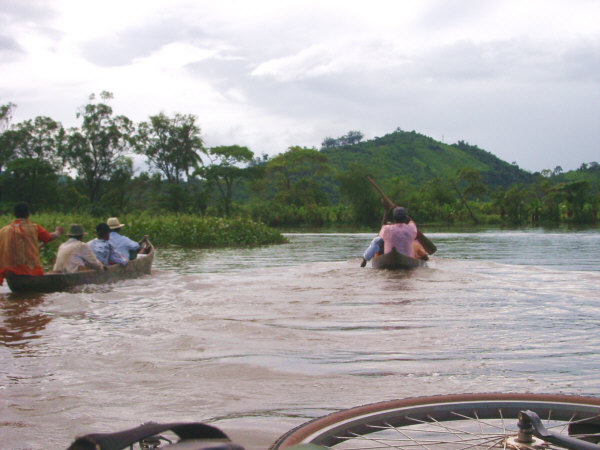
{"left": 6, "top": 245, "right": 154, "bottom": 293}
{"left": 372, "top": 247, "right": 426, "bottom": 270}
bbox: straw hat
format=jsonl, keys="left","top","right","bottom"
{"left": 67, "top": 223, "right": 86, "bottom": 237}
{"left": 107, "top": 217, "right": 125, "bottom": 230}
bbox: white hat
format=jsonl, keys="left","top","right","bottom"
{"left": 107, "top": 217, "right": 125, "bottom": 229}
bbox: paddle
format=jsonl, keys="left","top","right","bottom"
{"left": 366, "top": 176, "right": 437, "bottom": 255}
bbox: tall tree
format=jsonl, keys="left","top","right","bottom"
{"left": 0, "top": 107, "right": 64, "bottom": 206}
{"left": 2, "top": 158, "right": 59, "bottom": 207}
{"left": 0, "top": 102, "right": 17, "bottom": 172}
{"left": 265, "top": 146, "right": 332, "bottom": 206}
{"left": 0, "top": 130, "right": 17, "bottom": 173}
{"left": 503, "top": 185, "right": 527, "bottom": 224}
{"left": 100, "top": 157, "right": 135, "bottom": 212}
{"left": 60, "top": 92, "right": 133, "bottom": 203}
{"left": 196, "top": 145, "right": 254, "bottom": 216}
{"left": 554, "top": 181, "right": 590, "bottom": 222}
{"left": 135, "top": 112, "right": 205, "bottom": 183}
{"left": 337, "top": 163, "right": 380, "bottom": 226}
{"left": 320, "top": 130, "right": 364, "bottom": 149}
{"left": 0, "top": 102, "right": 15, "bottom": 132}
{"left": 451, "top": 167, "right": 486, "bottom": 223}
{"left": 2, "top": 116, "right": 65, "bottom": 169}
{"left": 419, "top": 176, "right": 457, "bottom": 222}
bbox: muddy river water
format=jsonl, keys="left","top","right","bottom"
{"left": 1, "top": 230, "right": 599, "bottom": 449}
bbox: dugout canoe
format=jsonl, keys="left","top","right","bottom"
{"left": 371, "top": 247, "right": 426, "bottom": 270}
{"left": 5, "top": 242, "right": 154, "bottom": 293}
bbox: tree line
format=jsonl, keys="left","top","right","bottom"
{"left": 1, "top": 93, "right": 598, "bottom": 228}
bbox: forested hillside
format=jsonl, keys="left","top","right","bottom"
{"left": 321, "top": 129, "right": 535, "bottom": 190}
{"left": 1, "top": 96, "right": 598, "bottom": 228}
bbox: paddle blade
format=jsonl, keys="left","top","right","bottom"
{"left": 417, "top": 231, "right": 437, "bottom": 254}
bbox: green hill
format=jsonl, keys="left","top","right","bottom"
{"left": 555, "top": 163, "right": 600, "bottom": 194}
{"left": 320, "top": 129, "right": 535, "bottom": 190}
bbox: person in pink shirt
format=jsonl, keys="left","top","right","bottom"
{"left": 378, "top": 206, "right": 418, "bottom": 258}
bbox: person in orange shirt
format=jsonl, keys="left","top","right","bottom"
{"left": 412, "top": 240, "right": 429, "bottom": 261}
{"left": 0, "top": 202, "right": 63, "bottom": 285}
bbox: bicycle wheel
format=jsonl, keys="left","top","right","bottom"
{"left": 271, "top": 393, "right": 600, "bottom": 449}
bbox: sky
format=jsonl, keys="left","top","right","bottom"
{"left": 1, "top": 0, "right": 599, "bottom": 173}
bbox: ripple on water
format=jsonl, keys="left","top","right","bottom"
{"left": 1, "top": 230, "right": 599, "bottom": 449}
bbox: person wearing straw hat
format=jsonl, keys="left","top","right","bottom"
{"left": 53, "top": 224, "right": 105, "bottom": 273}
{"left": 106, "top": 217, "right": 142, "bottom": 260}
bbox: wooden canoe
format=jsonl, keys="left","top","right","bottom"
{"left": 371, "top": 247, "right": 426, "bottom": 270}
{"left": 5, "top": 242, "right": 154, "bottom": 293}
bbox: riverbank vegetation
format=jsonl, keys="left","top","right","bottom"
{"left": 1, "top": 93, "right": 598, "bottom": 236}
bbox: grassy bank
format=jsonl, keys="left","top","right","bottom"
{"left": 0, "top": 212, "right": 287, "bottom": 269}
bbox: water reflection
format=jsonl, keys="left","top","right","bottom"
{"left": 0, "top": 294, "right": 51, "bottom": 350}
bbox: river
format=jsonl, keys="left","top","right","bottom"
{"left": 1, "top": 230, "right": 599, "bottom": 449}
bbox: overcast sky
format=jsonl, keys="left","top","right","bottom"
{"left": 1, "top": 0, "right": 599, "bottom": 172}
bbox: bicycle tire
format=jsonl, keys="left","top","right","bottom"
{"left": 270, "top": 393, "right": 600, "bottom": 449}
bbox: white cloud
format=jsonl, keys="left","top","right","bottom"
{"left": 1, "top": 0, "right": 599, "bottom": 171}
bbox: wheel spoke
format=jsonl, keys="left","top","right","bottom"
{"left": 271, "top": 394, "right": 600, "bottom": 449}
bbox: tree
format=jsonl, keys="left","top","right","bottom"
{"left": 320, "top": 130, "right": 364, "bottom": 149}
{"left": 0, "top": 102, "right": 17, "bottom": 172}
{"left": 503, "top": 185, "right": 527, "bottom": 224}
{"left": 265, "top": 146, "right": 332, "bottom": 206}
{"left": 337, "top": 163, "right": 380, "bottom": 226}
{"left": 343, "top": 130, "right": 364, "bottom": 146}
{"left": 554, "top": 181, "right": 590, "bottom": 222}
{"left": 135, "top": 112, "right": 205, "bottom": 184}
{"left": 320, "top": 137, "right": 337, "bottom": 149}
{"left": 379, "top": 176, "right": 420, "bottom": 220}
{"left": 529, "top": 173, "right": 558, "bottom": 223}
{"left": 0, "top": 129, "right": 17, "bottom": 173}
{"left": 101, "top": 157, "right": 134, "bottom": 212}
{"left": 491, "top": 186, "right": 507, "bottom": 219}
{"left": 196, "top": 145, "right": 254, "bottom": 216}
{"left": 60, "top": 92, "right": 133, "bottom": 203}
{"left": 420, "top": 177, "right": 457, "bottom": 222}
{"left": 1, "top": 158, "right": 59, "bottom": 207}
{"left": 0, "top": 102, "right": 15, "bottom": 132}
{"left": 451, "top": 167, "right": 486, "bottom": 223}
{"left": 2, "top": 116, "right": 65, "bottom": 169}
{"left": 0, "top": 108, "right": 65, "bottom": 205}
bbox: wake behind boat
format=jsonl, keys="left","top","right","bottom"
{"left": 6, "top": 241, "right": 154, "bottom": 293}
{"left": 371, "top": 247, "right": 426, "bottom": 270}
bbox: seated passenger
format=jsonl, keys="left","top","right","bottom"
{"left": 53, "top": 224, "right": 105, "bottom": 273}
{"left": 107, "top": 217, "right": 140, "bottom": 260}
{"left": 360, "top": 236, "right": 384, "bottom": 267}
{"left": 413, "top": 240, "right": 429, "bottom": 261}
{"left": 88, "top": 223, "right": 128, "bottom": 267}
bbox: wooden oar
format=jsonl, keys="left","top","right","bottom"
{"left": 366, "top": 176, "right": 437, "bottom": 255}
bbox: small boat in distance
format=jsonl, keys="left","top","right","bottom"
{"left": 5, "top": 241, "right": 154, "bottom": 293}
{"left": 371, "top": 247, "right": 426, "bottom": 270}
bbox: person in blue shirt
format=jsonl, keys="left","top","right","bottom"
{"left": 106, "top": 217, "right": 143, "bottom": 260}
{"left": 88, "top": 223, "right": 128, "bottom": 267}
{"left": 360, "top": 236, "right": 384, "bottom": 267}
